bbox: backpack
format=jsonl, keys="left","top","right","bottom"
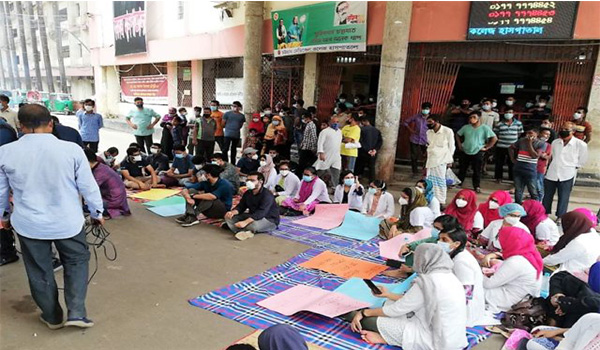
{"left": 500, "top": 295, "right": 548, "bottom": 331}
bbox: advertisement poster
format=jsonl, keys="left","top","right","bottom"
{"left": 113, "top": 1, "right": 147, "bottom": 56}
{"left": 272, "top": 1, "right": 367, "bottom": 57}
{"left": 467, "top": 1, "right": 578, "bottom": 40}
{"left": 121, "top": 76, "right": 168, "bottom": 105}
{"left": 215, "top": 78, "right": 244, "bottom": 105}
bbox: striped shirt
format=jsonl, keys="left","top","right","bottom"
{"left": 513, "top": 137, "right": 545, "bottom": 173}
{"left": 494, "top": 120, "right": 523, "bottom": 148}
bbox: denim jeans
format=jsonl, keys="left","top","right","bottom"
{"left": 513, "top": 169, "right": 538, "bottom": 204}
{"left": 536, "top": 173, "right": 545, "bottom": 202}
{"left": 542, "top": 177, "right": 574, "bottom": 217}
{"left": 344, "top": 156, "right": 357, "bottom": 172}
{"left": 17, "top": 228, "right": 90, "bottom": 324}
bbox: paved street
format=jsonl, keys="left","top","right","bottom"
{"left": 1, "top": 118, "right": 598, "bottom": 350}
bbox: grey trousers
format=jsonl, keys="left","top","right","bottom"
{"left": 17, "top": 228, "right": 90, "bottom": 324}
{"left": 317, "top": 167, "right": 341, "bottom": 188}
{"left": 225, "top": 213, "right": 277, "bottom": 234}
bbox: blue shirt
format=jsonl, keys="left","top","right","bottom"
{"left": 126, "top": 107, "right": 160, "bottom": 136}
{"left": 171, "top": 154, "right": 193, "bottom": 174}
{"left": 54, "top": 123, "right": 83, "bottom": 147}
{"left": 197, "top": 178, "right": 234, "bottom": 210}
{"left": 0, "top": 119, "right": 17, "bottom": 146}
{"left": 223, "top": 111, "right": 245, "bottom": 138}
{"left": 0, "top": 134, "right": 104, "bottom": 239}
{"left": 77, "top": 111, "right": 104, "bottom": 142}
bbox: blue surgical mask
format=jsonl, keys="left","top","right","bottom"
{"left": 210, "top": 106, "right": 217, "bottom": 111}
{"left": 175, "top": 153, "right": 184, "bottom": 159}
{"left": 331, "top": 123, "right": 339, "bottom": 130}
{"left": 303, "top": 175, "right": 313, "bottom": 182}
{"left": 431, "top": 227, "right": 440, "bottom": 239}
{"left": 344, "top": 178, "right": 354, "bottom": 186}
{"left": 437, "top": 241, "right": 453, "bottom": 254}
{"left": 421, "top": 109, "right": 430, "bottom": 115}
{"left": 211, "top": 161, "right": 219, "bottom": 165}
{"left": 368, "top": 188, "right": 377, "bottom": 195}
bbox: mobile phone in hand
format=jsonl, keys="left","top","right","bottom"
{"left": 363, "top": 279, "right": 382, "bottom": 295}
{"left": 386, "top": 259, "right": 403, "bottom": 268}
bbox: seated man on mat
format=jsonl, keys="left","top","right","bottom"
{"left": 224, "top": 172, "right": 280, "bottom": 241}
{"left": 161, "top": 144, "right": 194, "bottom": 187}
{"left": 120, "top": 146, "right": 165, "bottom": 190}
{"left": 85, "top": 148, "right": 130, "bottom": 219}
{"left": 176, "top": 164, "right": 234, "bottom": 227}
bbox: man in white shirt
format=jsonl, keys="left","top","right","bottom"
{"left": 0, "top": 94, "right": 19, "bottom": 130}
{"left": 314, "top": 116, "right": 342, "bottom": 188}
{"left": 425, "top": 114, "right": 455, "bottom": 204}
{"left": 543, "top": 121, "right": 588, "bottom": 219}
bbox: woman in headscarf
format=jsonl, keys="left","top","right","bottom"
{"left": 522, "top": 199, "right": 560, "bottom": 247}
{"left": 348, "top": 244, "right": 468, "bottom": 349}
{"left": 257, "top": 324, "right": 308, "bottom": 350}
{"left": 543, "top": 211, "right": 600, "bottom": 274}
{"left": 479, "top": 203, "right": 530, "bottom": 253}
{"left": 545, "top": 261, "right": 600, "bottom": 329}
{"left": 483, "top": 227, "right": 542, "bottom": 313}
{"left": 258, "top": 154, "right": 277, "bottom": 191}
{"left": 445, "top": 189, "right": 483, "bottom": 236}
{"left": 262, "top": 115, "right": 279, "bottom": 154}
{"left": 270, "top": 115, "right": 289, "bottom": 157}
{"left": 477, "top": 190, "right": 512, "bottom": 228}
{"left": 573, "top": 207, "right": 599, "bottom": 226}
{"left": 416, "top": 179, "right": 441, "bottom": 217}
{"left": 249, "top": 112, "right": 265, "bottom": 137}
{"left": 280, "top": 166, "right": 331, "bottom": 216}
{"left": 379, "top": 187, "right": 434, "bottom": 240}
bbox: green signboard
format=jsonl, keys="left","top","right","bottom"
{"left": 271, "top": 1, "right": 368, "bottom": 57}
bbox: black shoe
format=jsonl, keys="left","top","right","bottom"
{"left": 52, "top": 258, "right": 63, "bottom": 272}
{"left": 180, "top": 216, "right": 200, "bottom": 227}
{"left": 175, "top": 214, "right": 189, "bottom": 224}
{"left": 0, "top": 255, "right": 19, "bottom": 266}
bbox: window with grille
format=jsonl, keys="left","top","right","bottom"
{"left": 202, "top": 58, "right": 244, "bottom": 109}
{"left": 177, "top": 61, "right": 192, "bottom": 107}
{"left": 62, "top": 45, "right": 70, "bottom": 58}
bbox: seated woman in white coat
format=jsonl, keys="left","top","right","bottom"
{"left": 281, "top": 166, "right": 331, "bottom": 216}
{"left": 416, "top": 179, "right": 441, "bottom": 218}
{"left": 379, "top": 187, "right": 435, "bottom": 240}
{"left": 361, "top": 180, "right": 395, "bottom": 219}
{"left": 483, "top": 226, "right": 542, "bottom": 313}
{"left": 437, "top": 227, "right": 496, "bottom": 326}
{"left": 348, "top": 243, "right": 468, "bottom": 350}
{"left": 478, "top": 203, "right": 530, "bottom": 267}
{"left": 521, "top": 199, "right": 560, "bottom": 248}
{"left": 543, "top": 210, "right": 600, "bottom": 275}
{"left": 272, "top": 161, "right": 300, "bottom": 205}
{"left": 524, "top": 313, "right": 600, "bottom": 350}
{"left": 333, "top": 170, "right": 364, "bottom": 211}
{"left": 258, "top": 154, "right": 278, "bottom": 191}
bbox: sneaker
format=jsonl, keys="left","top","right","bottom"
{"left": 52, "top": 258, "right": 63, "bottom": 272}
{"left": 64, "top": 317, "right": 94, "bottom": 328}
{"left": 475, "top": 187, "right": 482, "bottom": 193}
{"left": 180, "top": 216, "right": 200, "bottom": 227}
{"left": 39, "top": 315, "right": 64, "bottom": 330}
{"left": 0, "top": 255, "right": 19, "bottom": 266}
{"left": 175, "top": 214, "right": 189, "bottom": 224}
{"left": 234, "top": 231, "right": 255, "bottom": 241}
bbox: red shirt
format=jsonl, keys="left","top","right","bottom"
{"left": 573, "top": 120, "right": 592, "bottom": 141}
{"left": 536, "top": 142, "right": 551, "bottom": 174}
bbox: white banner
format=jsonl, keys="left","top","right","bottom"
{"left": 215, "top": 78, "right": 244, "bottom": 105}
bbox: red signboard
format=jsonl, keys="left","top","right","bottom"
{"left": 120, "top": 75, "right": 168, "bottom": 105}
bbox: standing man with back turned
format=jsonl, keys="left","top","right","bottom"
{"left": 0, "top": 104, "right": 105, "bottom": 329}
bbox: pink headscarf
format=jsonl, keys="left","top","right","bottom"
{"left": 521, "top": 200, "right": 548, "bottom": 237}
{"left": 499, "top": 226, "right": 543, "bottom": 278}
{"left": 573, "top": 208, "right": 598, "bottom": 226}
{"left": 478, "top": 190, "right": 513, "bottom": 227}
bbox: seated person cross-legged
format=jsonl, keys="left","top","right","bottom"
{"left": 148, "top": 143, "right": 170, "bottom": 173}
{"left": 272, "top": 161, "right": 300, "bottom": 206}
{"left": 379, "top": 187, "right": 434, "bottom": 240}
{"left": 210, "top": 153, "right": 240, "bottom": 194}
{"left": 120, "top": 146, "right": 165, "bottom": 190}
{"left": 85, "top": 148, "right": 130, "bottom": 219}
{"left": 280, "top": 166, "right": 331, "bottom": 216}
{"left": 182, "top": 156, "right": 207, "bottom": 190}
{"left": 161, "top": 144, "right": 194, "bottom": 187}
{"left": 175, "top": 164, "right": 234, "bottom": 227}
{"left": 224, "top": 172, "right": 280, "bottom": 241}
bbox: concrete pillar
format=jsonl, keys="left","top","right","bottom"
{"left": 580, "top": 56, "right": 600, "bottom": 179}
{"left": 191, "top": 59, "right": 203, "bottom": 107}
{"left": 242, "top": 1, "right": 264, "bottom": 136}
{"left": 94, "top": 66, "right": 120, "bottom": 117}
{"left": 374, "top": 2, "right": 413, "bottom": 182}
{"left": 167, "top": 61, "right": 178, "bottom": 107}
{"left": 303, "top": 53, "right": 318, "bottom": 106}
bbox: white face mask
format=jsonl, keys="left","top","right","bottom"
{"left": 259, "top": 161, "right": 267, "bottom": 167}
{"left": 198, "top": 174, "right": 207, "bottom": 182}
{"left": 504, "top": 216, "right": 520, "bottom": 226}
{"left": 251, "top": 154, "right": 258, "bottom": 160}
{"left": 416, "top": 187, "right": 424, "bottom": 193}
{"left": 455, "top": 199, "right": 468, "bottom": 208}
{"left": 150, "top": 148, "right": 159, "bottom": 154}
{"left": 488, "top": 201, "right": 500, "bottom": 210}
{"left": 245, "top": 180, "right": 256, "bottom": 190}
{"left": 573, "top": 112, "right": 583, "bottom": 120}
{"left": 504, "top": 113, "right": 513, "bottom": 120}
{"left": 280, "top": 170, "right": 289, "bottom": 177}
{"left": 538, "top": 102, "right": 546, "bottom": 107}
{"left": 133, "top": 155, "right": 142, "bottom": 162}
{"left": 194, "top": 164, "right": 202, "bottom": 170}
{"left": 398, "top": 197, "right": 408, "bottom": 205}
{"left": 492, "top": 102, "right": 497, "bottom": 108}
{"left": 84, "top": 105, "right": 93, "bottom": 112}
{"left": 505, "top": 100, "right": 514, "bottom": 106}
{"left": 482, "top": 104, "right": 491, "bottom": 111}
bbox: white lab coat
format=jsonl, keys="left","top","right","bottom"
{"left": 263, "top": 168, "right": 278, "bottom": 191}
{"left": 483, "top": 255, "right": 541, "bottom": 313}
{"left": 333, "top": 184, "right": 364, "bottom": 211}
{"left": 543, "top": 229, "right": 600, "bottom": 275}
{"left": 314, "top": 127, "right": 342, "bottom": 170}
{"left": 556, "top": 313, "right": 600, "bottom": 350}
{"left": 361, "top": 191, "right": 395, "bottom": 219}
{"left": 377, "top": 272, "right": 468, "bottom": 350}
{"left": 274, "top": 172, "right": 301, "bottom": 198}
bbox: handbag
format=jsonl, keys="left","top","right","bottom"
{"left": 500, "top": 295, "right": 548, "bottom": 332}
